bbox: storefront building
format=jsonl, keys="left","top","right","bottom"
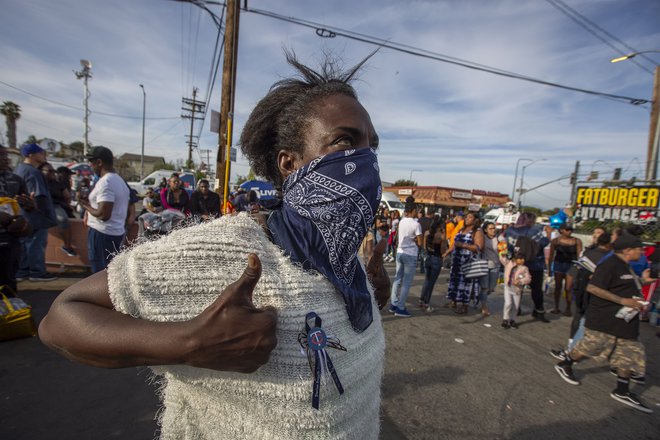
{"left": 383, "top": 185, "right": 510, "bottom": 215}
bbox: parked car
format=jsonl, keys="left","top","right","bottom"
{"left": 128, "top": 170, "right": 195, "bottom": 196}
{"left": 381, "top": 191, "right": 405, "bottom": 216}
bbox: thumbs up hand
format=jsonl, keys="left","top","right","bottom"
{"left": 367, "top": 238, "right": 390, "bottom": 309}
{"left": 182, "top": 253, "right": 278, "bottom": 373}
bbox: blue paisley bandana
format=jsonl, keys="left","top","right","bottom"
{"left": 267, "top": 147, "right": 382, "bottom": 332}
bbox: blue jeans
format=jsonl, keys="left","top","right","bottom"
{"left": 479, "top": 267, "right": 499, "bottom": 306}
{"left": 16, "top": 228, "right": 49, "bottom": 278}
{"left": 420, "top": 254, "right": 442, "bottom": 305}
{"left": 390, "top": 253, "right": 417, "bottom": 310}
{"left": 88, "top": 228, "right": 125, "bottom": 273}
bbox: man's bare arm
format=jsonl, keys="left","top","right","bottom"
{"left": 586, "top": 284, "right": 645, "bottom": 309}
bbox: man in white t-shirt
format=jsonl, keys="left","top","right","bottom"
{"left": 79, "top": 146, "right": 129, "bottom": 273}
{"left": 389, "top": 201, "right": 422, "bottom": 317}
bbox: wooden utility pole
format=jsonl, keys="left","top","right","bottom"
{"left": 569, "top": 160, "right": 580, "bottom": 206}
{"left": 181, "top": 87, "right": 206, "bottom": 170}
{"left": 647, "top": 66, "right": 660, "bottom": 182}
{"left": 216, "top": 0, "right": 240, "bottom": 211}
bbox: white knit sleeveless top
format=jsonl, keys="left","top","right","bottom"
{"left": 108, "top": 214, "right": 385, "bottom": 439}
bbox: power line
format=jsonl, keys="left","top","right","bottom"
{"left": 545, "top": 0, "right": 656, "bottom": 75}
{"left": 196, "top": 6, "right": 226, "bottom": 143}
{"left": 243, "top": 6, "right": 651, "bottom": 106}
{"left": 0, "top": 80, "right": 179, "bottom": 120}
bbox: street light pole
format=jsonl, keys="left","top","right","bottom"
{"left": 139, "top": 84, "right": 146, "bottom": 180}
{"left": 409, "top": 169, "right": 421, "bottom": 182}
{"left": 518, "top": 158, "right": 547, "bottom": 208}
{"left": 74, "top": 59, "right": 92, "bottom": 157}
{"left": 611, "top": 51, "right": 660, "bottom": 181}
{"left": 512, "top": 158, "right": 532, "bottom": 201}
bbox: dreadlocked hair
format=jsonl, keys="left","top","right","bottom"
{"left": 240, "top": 49, "right": 374, "bottom": 188}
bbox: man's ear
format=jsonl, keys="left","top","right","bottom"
{"left": 277, "top": 149, "right": 299, "bottom": 179}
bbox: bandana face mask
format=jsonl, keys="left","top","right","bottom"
{"left": 267, "top": 147, "right": 382, "bottom": 332}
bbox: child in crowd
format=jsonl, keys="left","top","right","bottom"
{"left": 499, "top": 252, "right": 532, "bottom": 329}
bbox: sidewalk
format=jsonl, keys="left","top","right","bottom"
{"left": 16, "top": 271, "right": 88, "bottom": 293}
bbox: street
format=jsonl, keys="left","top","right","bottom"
{"left": 2, "top": 265, "right": 659, "bottom": 440}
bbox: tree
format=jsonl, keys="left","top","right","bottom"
{"left": 520, "top": 206, "right": 542, "bottom": 216}
{"left": 24, "top": 134, "right": 38, "bottom": 145}
{"left": 235, "top": 174, "right": 248, "bottom": 186}
{"left": 0, "top": 101, "right": 21, "bottom": 149}
{"left": 393, "top": 179, "right": 417, "bottom": 187}
{"left": 159, "top": 162, "right": 176, "bottom": 171}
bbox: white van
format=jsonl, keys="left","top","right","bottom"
{"left": 128, "top": 170, "right": 195, "bottom": 196}
{"left": 380, "top": 191, "right": 405, "bottom": 216}
{"left": 482, "top": 205, "right": 519, "bottom": 229}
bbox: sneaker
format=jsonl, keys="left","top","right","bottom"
{"left": 555, "top": 364, "right": 580, "bottom": 385}
{"left": 15, "top": 277, "right": 25, "bottom": 282}
{"left": 501, "top": 320, "right": 510, "bottom": 329}
{"left": 609, "top": 368, "right": 646, "bottom": 384}
{"left": 388, "top": 305, "right": 398, "bottom": 314}
{"left": 550, "top": 349, "right": 568, "bottom": 361}
{"left": 425, "top": 305, "right": 434, "bottom": 313}
{"left": 610, "top": 391, "right": 653, "bottom": 414}
{"left": 61, "top": 246, "right": 77, "bottom": 257}
{"left": 631, "top": 373, "right": 647, "bottom": 385}
{"left": 29, "top": 274, "right": 58, "bottom": 282}
{"left": 509, "top": 320, "right": 518, "bottom": 329}
{"left": 394, "top": 308, "right": 412, "bottom": 317}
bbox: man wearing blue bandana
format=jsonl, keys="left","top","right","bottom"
{"left": 40, "top": 50, "right": 390, "bottom": 439}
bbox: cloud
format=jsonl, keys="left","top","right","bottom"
{"left": 1, "top": 0, "right": 658, "bottom": 209}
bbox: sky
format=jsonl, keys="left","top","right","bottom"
{"left": 1, "top": 0, "right": 659, "bottom": 210}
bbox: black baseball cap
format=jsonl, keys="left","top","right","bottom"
{"left": 613, "top": 233, "right": 643, "bottom": 251}
{"left": 85, "top": 146, "right": 113, "bottom": 163}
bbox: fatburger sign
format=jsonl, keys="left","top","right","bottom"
{"left": 575, "top": 186, "right": 659, "bottom": 223}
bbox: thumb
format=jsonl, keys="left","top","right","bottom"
{"left": 219, "top": 253, "right": 262, "bottom": 308}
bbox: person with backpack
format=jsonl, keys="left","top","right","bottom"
{"left": 551, "top": 231, "right": 612, "bottom": 359}
{"left": 504, "top": 212, "right": 551, "bottom": 322}
{"left": 553, "top": 233, "right": 654, "bottom": 413}
{"left": 499, "top": 252, "right": 532, "bottom": 328}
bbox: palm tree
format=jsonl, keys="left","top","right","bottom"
{"left": 0, "top": 101, "right": 21, "bottom": 149}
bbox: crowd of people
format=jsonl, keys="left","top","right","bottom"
{"left": 371, "top": 199, "right": 658, "bottom": 413}
{"left": 0, "top": 139, "right": 271, "bottom": 288}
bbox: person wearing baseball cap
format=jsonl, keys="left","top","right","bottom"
{"left": 554, "top": 232, "right": 654, "bottom": 413}
{"left": 13, "top": 144, "right": 58, "bottom": 281}
{"left": 84, "top": 145, "right": 114, "bottom": 163}
{"left": 79, "top": 145, "right": 129, "bottom": 273}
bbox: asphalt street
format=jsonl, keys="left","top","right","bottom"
{"left": 2, "top": 265, "right": 659, "bottom": 440}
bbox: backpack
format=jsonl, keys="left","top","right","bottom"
{"left": 513, "top": 235, "right": 540, "bottom": 264}
{"left": 573, "top": 267, "right": 592, "bottom": 314}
